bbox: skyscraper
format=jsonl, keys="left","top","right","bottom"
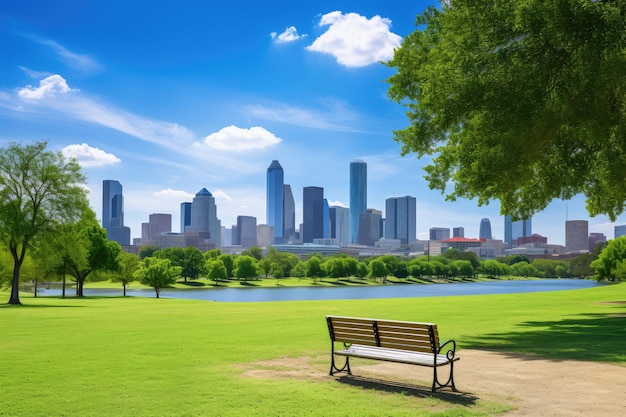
{"left": 141, "top": 213, "right": 171, "bottom": 243}
{"left": 266, "top": 160, "right": 284, "bottom": 242}
{"left": 385, "top": 196, "right": 416, "bottom": 244}
{"left": 329, "top": 205, "right": 349, "bottom": 246}
{"left": 303, "top": 186, "right": 324, "bottom": 243}
{"left": 349, "top": 160, "right": 367, "bottom": 244}
{"left": 504, "top": 215, "right": 532, "bottom": 248}
{"left": 430, "top": 227, "right": 450, "bottom": 241}
{"left": 565, "top": 220, "right": 588, "bottom": 252}
{"left": 187, "top": 188, "right": 222, "bottom": 249}
{"left": 102, "top": 180, "right": 131, "bottom": 245}
{"left": 180, "top": 202, "right": 191, "bottom": 233}
{"left": 237, "top": 215, "right": 257, "bottom": 249}
{"left": 452, "top": 227, "right": 465, "bottom": 238}
{"left": 282, "top": 184, "right": 295, "bottom": 241}
{"left": 479, "top": 218, "right": 492, "bottom": 240}
{"left": 359, "top": 209, "right": 382, "bottom": 246}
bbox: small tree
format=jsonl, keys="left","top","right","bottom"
{"left": 113, "top": 252, "right": 140, "bottom": 296}
{"left": 218, "top": 254, "right": 235, "bottom": 277}
{"left": 369, "top": 259, "right": 387, "bottom": 282}
{"left": 206, "top": 259, "right": 227, "bottom": 285}
{"left": 270, "top": 262, "right": 283, "bottom": 284}
{"left": 591, "top": 236, "right": 626, "bottom": 282}
{"left": 233, "top": 255, "right": 258, "bottom": 281}
{"left": 291, "top": 261, "right": 307, "bottom": 279}
{"left": 305, "top": 256, "right": 324, "bottom": 282}
{"left": 134, "top": 257, "right": 181, "bottom": 298}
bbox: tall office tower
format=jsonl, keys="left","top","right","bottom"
{"left": 282, "top": 184, "right": 295, "bottom": 241}
{"left": 429, "top": 227, "right": 450, "bottom": 241}
{"left": 588, "top": 233, "right": 606, "bottom": 251}
{"left": 266, "top": 160, "right": 284, "bottom": 242}
{"left": 479, "top": 218, "right": 493, "bottom": 240}
{"left": 237, "top": 216, "right": 257, "bottom": 249}
{"left": 231, "top": 225, "right": 239, "bottom": 245}
{"left": 385, "top": 196, "right": 416, "bottom": 244}
{"left": 141, "top": 213, "right": 171, "bottom": 243}
{"left": 452, "top": 227, "right": 465, "bottom": 238}
{"left": 615, "top": 224, "right": 626, "bottom": 239}
{"left": 349, "top": 160, "right": 367, "bottom": 244}
{"left": 359, "top": 209, "right": 383, "bottom": 246}
{"left": 303, "top": 186, "right": 324, "bottom": 243}
{"left": 256, "top": 224, "right": 274, "bottom": 248}
{"left": 187, "top": 188, "right": 222, "bottom": 249}
{"left": 323, "top": 198, "right": 330, "bottom": 239}
{"left": 102, "top": 180, "right": 131, "bottom": 245}
{"left": 504, "top": 215, "right": 532, "bottom": 248}
{"left": 180, "top": 202, "right": 192, "bottom": 233}
{"left": 329, "top": 206, "right": 349, "bottom": 246}
{"left": 565, "top": 220, "right": 588, "bottom": 252}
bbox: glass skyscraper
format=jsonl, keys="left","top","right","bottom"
{"left": 479, "top": 218, "right": 492, "bottom": 240}
{"left": 303, "top": 186, "right": 324, "bottom": 243}
{"left": 180, "top": 202, "right": 192, "bottom": 233}
{"left": 349, "top": 160, "right": 367, "bottom": 244}
{"left": 385, "top": 196, "right": 416, "bottom": 244}
{"left": 282, "top": 184, "right": 295, "bottom": 241}
{"left": 102, "top": 179, "right": 131, "bottom": 245}
{"left": 266, "top": 160, "right": 284, "bottom": 241}
{"left": 504, "top": 215, "right": 532, "bottom": 248}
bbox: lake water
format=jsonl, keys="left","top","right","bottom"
{"left": 34, "top": 279, "right": 600, "bottom": 302}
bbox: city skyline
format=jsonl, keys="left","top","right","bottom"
{"left": 2, "top": 1, "right": 625, "bottom": 246}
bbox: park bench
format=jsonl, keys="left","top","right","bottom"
{"left": 326, "top": 315, "right": 459, "bottom": 392}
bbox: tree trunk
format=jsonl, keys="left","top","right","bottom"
{"left": 123, "top": 283, "right": 126, "bottom": 297}
{"left": 8, "top": 250, "right": 24, "bottom": 305}
{"left": 62, "top": 272, "right": 66, "bottom": 298}
{"left": 34, "top": 280, "right": 38, "bottom": 298}
{"left": 155, "top": 288, "right": 160, "bottom": 298}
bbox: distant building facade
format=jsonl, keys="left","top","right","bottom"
{"left": 329, "top": 205, "right": 349, "bottom": 247}
{"left": 504, "top": 215, "right": 532, "bottom": 248}
{"left": 452, "top": 227, "right": 465, "bottom": 238}
{"left": 266, "top": 160, "right": 284, "bottom": 242}
{"left": 102, "top": 179, "right": 131, "bottom": 245}
{"left": 237, "top": 216, "right": 257, "bottom": 249}
{"left": 303, "top": 186, "right": 324, "bottom": 243}
{"left": 141, "top": 213, "right": 171, "bottom": 244}
{"left": 384, "top": 196, "right": 416, "bottom": 245}
{"left": 565, "top": 220, "right": 589, "bottom": 252}
{"left": 256, "top": 224, "right": 274, "bottom": 248}
{"left": 429, "top": 227, "right": 450, "bottom": 241}
{"left": 282, "top": 184, "right": 296, "bottom": 242}
{"left": 359, "top": 209, "right": 383, "bottom": 246}
{"left": 615, "top": 224, "right": 626, "bottom": 239}
{"left": 186, "top": 188, "right": 222, "bottom": 249}
{"left": 349, "top": 160, "right": 367, "bottom": 244}
{"left": 588, "top": 232, "right": 606, "bottom": 252}
{"left": 180, "top": 202, "right": 192, "bottom": 233}
{"left": 479, "top": 218, "right": 492, "bottom": 240}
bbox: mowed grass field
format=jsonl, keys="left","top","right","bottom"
{"left": 1, "top": 282, "right": 624, "bottom": 416}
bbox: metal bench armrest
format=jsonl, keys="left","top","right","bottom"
{"left": 437, "top": 339, "right": 457, "bottom": 361}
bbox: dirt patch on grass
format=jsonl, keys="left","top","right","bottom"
{"left": 240, "top": 350, "right": 626, "bottom": 416}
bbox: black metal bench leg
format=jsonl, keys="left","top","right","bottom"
{"left": 329, "top": 354, "right": 351, "bottom": 375}
{"left": 432, "top": 362, "right": 456, "bottom": 392}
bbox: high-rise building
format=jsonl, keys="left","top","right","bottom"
{"left": 349, "top": 160, "right": 367, "bottom": 244}
{"left": 187, "top": 188, "right": 222, "bottom": 249}
{"left": 615, "top": 224, "right": 626, "bottom": 239}
{"left": 102, "top": 180, "right": 131, "bottom": 245}
{"left": 256, "top": 224, "right": 274, "bottom": 248}
{"left": 141, "top": 213, "right": 171, "bottom": 244}
{"left": 323, "top": 198, "right": 330, "bottom": 239}
{"left": 180, "top": 202, "right": 192, "bottom": 233}
{"left": 237, "top": 216, "right": 257, "bottom": 249}
{"left": 266, "top": 160, "right": 284, "bottom": 242}
{"left": 282, "top": 184, "right": 295, "bottom": 241}
{"left": 479, "top": 218, "right": 492, "bottom": 240}
{"left": 504, "top": 215, "right": 532, "bottom": 248}
{"left": 303, "top": 186, "right": 324, "bottom": 243}
{"left": 452, "top": 227, "right": 465, "bottom": 238}
{"left": 565, "top": 220, "right": 588, "bottom": 252}
{"left": 329, "top": 205, "right": 349, "bottom": 247}
{"left": 589, "top": 232, "right": 606, "bottom": 252}
{"left": 359, "top": 209, "right": 382, "bottom": 246}
{"left": 385, "top": 196, "right": 416, "bottom": 244}
{"left": 430, "top": 227, "right": 450, "bottom": 241}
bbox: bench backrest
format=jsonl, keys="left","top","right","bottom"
{"left": 327, "top": 316, "right": 439, "bottom": 354}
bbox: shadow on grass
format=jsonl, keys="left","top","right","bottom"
{"left": 462, "top": 312, "right": 626, "bottom": 362}
{"left": 238, "top": 281, "right": 259, "bottom": 287}
{"left": 334, "top": 375, "right": 478, "bottom": 405}
{"left": 177, "top": 281, "right": 206, "bottom": 287}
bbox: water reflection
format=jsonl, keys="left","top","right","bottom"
{"left": 33, "top": 279, "right": 599, "bottom": 302}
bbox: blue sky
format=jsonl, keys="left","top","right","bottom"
{"left": 0, "top": 0, "right": 623, "bottom": 245}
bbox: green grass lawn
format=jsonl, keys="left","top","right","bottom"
{"left": 1, "top": 282, "right": 624, "bottom": 416}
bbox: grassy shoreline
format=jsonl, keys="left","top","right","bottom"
{"left": 1, "top": 282, "right": 624, "bottom": 416}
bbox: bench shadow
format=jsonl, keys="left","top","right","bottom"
{"left": 462, "top": 312, "right": 626, "bottom": 362}
{"left": 334, "top": 375, "right": 478, "bottom": 405}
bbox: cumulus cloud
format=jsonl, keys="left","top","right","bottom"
{"left": 306, "top": 11, "right": 402, "bottom": 67}
{"left": 197, "top": 125, "right": 281, "bottom": 151}
{"left": 212, "top": 189, "right": 232, "bottom": 201}
{"left": 327, "top": 199, "right": 348, "bottom": 208}
{"left": 154, "top": 189, "right": 195, "bottom": 200}
{"left": 62, "top": 143, "right": 121, "bottom": 167}
{"left": 18, "top": 74, "right": 77, "bottom": 100}
{"left": 271, "top": 26, "right": 306, "bottom": 43}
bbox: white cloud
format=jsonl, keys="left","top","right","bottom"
{"left": 154, "top": 189, "right": 195, "bottom": 200}
{"left": 62, "top": 143, "right": 121, "bottom": 167}
{"left": 327, "top": 199, "right": 347, "bottom": 208}
{"left": 29, "top": 36, "right": 101, "bottom": 72}
{"left": 212, "top": 189, "right": 232, "bottom": 201}
{"left": 197, "top": 125, "right": 281, "bottom": 151}
{"left": 246, "top": 99, "right": 358, "bottom": 131}
{"left": 306, "top": 11, "right": 402, "bottom": 67}
{"left": 17, "top": 74, "right": 77, "bottom": 100}
{"left": 271, "top": 26, "right": 306, "bottom": 43}
{"left": 18, "top": 66, "right": 53, "bottom": 79}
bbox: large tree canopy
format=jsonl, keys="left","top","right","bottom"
{"left": 387, "top": 0, "right": 626, "bottom": 220}
{"left": 0, "top": 141, "right": 88, "bottom": 304}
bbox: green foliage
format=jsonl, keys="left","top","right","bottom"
{"left": 134, "top": 257, "right": 181, "bottom": 298}
{"left": 113, "top": 252, "right": 140, "bottom": 296}
{"left": 591, "top": 236, "right": 626, "bottom": 281}
{"left": 241, "top": 246, "right": 263, "bottom": 260}
{"left": 291, "top": 261, "right": 307, "bottom": 279}
{"left": 368, "top": 259, "right": 387, "bottom": 281}
{"left": 206, "top": 259, "right": 227, "bottom": 284}
{"left": 532, "top": 259, "right": 569, "bottom": 278}
{"left": 387, "top": 0, "right": 626, "bottom": 221}
{"left": 233, "top": 255, "right": 258, "bottom": 281}
{"left": 0, "top": 141, "right": 88, "bottom": 304}
{"left": 451, "top": 260, "right": 474, "bottom": 278}
{"left": 138, "top": 245, "right": 158, "bottom": 260}
{"left": 442, "top": 248, "right": 480, "bottom": 269}
{"left": 305, "top": 256, "right": 324, "bottom": 281}
{"left": 218, "top": 254, "right": 235, "bottom": 277}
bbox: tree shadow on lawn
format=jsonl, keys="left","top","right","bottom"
{"left": 334, "top": 374, "right": 478, "bottom": 405}
{"left": 462, "top": 312, "right": 626, "bottom": 362}
{"left": 177, "top": 280, "right": 205, "bottom": 287}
